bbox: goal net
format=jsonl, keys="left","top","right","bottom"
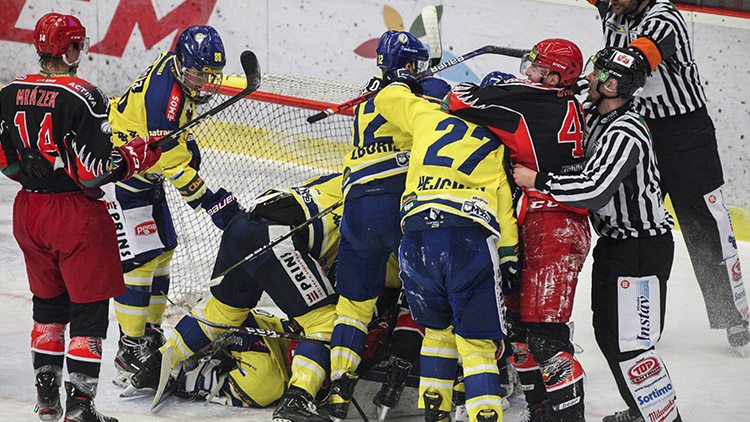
{"left": 163, "top": 74, "right": 360, "bottom": 315}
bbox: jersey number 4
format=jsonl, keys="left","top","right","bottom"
{"left": 557, "top": 100, "right": 584, "bottom": 158}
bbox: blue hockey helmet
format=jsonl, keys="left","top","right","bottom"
{"left": 376, "top": 30, "right": 429, "bottom": 73}
{"left": 174, "top": 25, "right": 226, "bottom": 104}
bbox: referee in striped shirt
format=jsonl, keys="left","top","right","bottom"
{"left": 588, "top": 0, "right": 749, "bottom": 351}
{"left": 514, "top": 47, "right": 681, "bottom": 422}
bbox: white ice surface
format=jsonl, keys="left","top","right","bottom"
{"left": 0, "top": 175, "right": 748, "bottom": 421}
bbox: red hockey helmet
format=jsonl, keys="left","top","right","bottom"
{"left": 521, "top": 38, "right": 583, "bottom": 86}
{"left": 34, "top": 13, "right": 87, "bottom": 57}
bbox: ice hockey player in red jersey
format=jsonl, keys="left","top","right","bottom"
{"left": 448, "top": 38, "right": 590, "bottom": 422}
{"left": 0, "top": 12, "right": 161, "bottom": 422}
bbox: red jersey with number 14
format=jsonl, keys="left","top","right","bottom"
{"left": 448, "top": 80, "right": 587, "bottom": 216}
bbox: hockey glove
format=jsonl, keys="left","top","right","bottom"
{"left": 361, "top": 77, "right": 383, "bottom": 96}
{"left": 480, "top": 71, "right": 516, "bottom": 88}
{"left": 115, "top": 136, "right": 162, "bottom": 181}
{"left": 185, "top": 134, "right": 202, "bottom": 171}
{"left": 498, "top": 245, "right": 521, "bottom": 295}
{"left": 175, "top": 355, "right": 232, "bottom": 401}
{"left": 384, "top": 68, "right": 423, "bottom": 95}
{"left": 571, "top": 77, "right": 590, "bottom": 95}
{"left": 201, "top": 188, "right": 244, "bottom": 230}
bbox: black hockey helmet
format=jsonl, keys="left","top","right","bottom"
{"left": 588, "top": 46, "right": 647, "bottom": 98}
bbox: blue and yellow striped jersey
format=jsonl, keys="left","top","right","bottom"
{"left": 108, "top": 51, "right": 208, "bottom": 209}
{"left": 288, "top": 173, "right": 343, "bottom": 273}
{"left": 374, "top": 84, "right": 518, "bottom": 248}
{"left": 342, "top": 76, "right": 450, "bottom": 199}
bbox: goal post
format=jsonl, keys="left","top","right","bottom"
{"left": 163, "top": 74, "right": 359, "bottom": 314}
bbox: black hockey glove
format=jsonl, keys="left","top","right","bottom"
{"left": 185, "top": 134, "right": 202, "bottom": 171}
{"left": 361, "top": 77, "right": 383, "bottom": 96}
{"left": 202, "top": 188, "right": 244, "bottom": 230}
{"left": 384, "top": 68, "right": 423, "bottom": 95}
{"left": 499, "top": 244, "right": 521, "bottom": 295}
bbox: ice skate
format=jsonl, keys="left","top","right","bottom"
{"left": 372, "top": 356, "right": 412, "bottom": 421}
{"left": 324, "top": 371, "right": 359, "bottom": 421}
{"left": 34, "top": 369, "right": 62, "bottom": 421}
{"left": 423, "top": 390, "right": 450, "bottom": 422}
{"left": 63, "top": 382, "right": 118, "bottom": 422}
{"left": 603, "top": 407, "right": 644, "bottom": 422}
{"left": 272, "top": 386, "right": 330, "bottom": 422}
{"left": 476, "top": 408, "right": 499, "bottom": 422}
{"left": 113, "top": 331, "right": 163, "bottom": 388}
{"left": 727, "top": 321, "right": 750, "bottom": 355}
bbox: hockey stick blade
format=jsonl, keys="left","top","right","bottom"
{"left": 306, "top": 45, "right": 527, "bottom": 123}
{"left": 422, "top": 5, "right": 441, "bottom": 67}
{"left": 210, "top": 199, "right": 343, "bottom": 284}
{"left": 164, "top": 294, "right": 331, "bottom": 345}
{"left": 150, "top": 346, "right": 176, "bottom": 411}
{"left": 150, "top": 50, "right": 262, "bottom": 149}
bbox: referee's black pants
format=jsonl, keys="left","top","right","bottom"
{"left": 647, "top": 107, "right": 747, "bottom": 329}
{"left": 591, "top": 232, "right": 674, "bottom": 413}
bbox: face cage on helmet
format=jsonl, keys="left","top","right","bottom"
{"left": 415, "top": 57, "right": 429, "bottom": 73}
{"left": 175, "top": 58, "right": 223, "bottom": 104}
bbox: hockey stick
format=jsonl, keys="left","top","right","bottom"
{"left": 164, "top": 294, "right": 331, "bottom": 345}
{"left": 306, "top": 44, "right": 527, "bottom": 123}
{"left": 209, "top": 199, "right": 344, "bottom": 285}
{"left": 422, "top": 5, "right": 442, "bottom": 67}
{"left": 149, "top": 50, "right": 262, "bottom": 149}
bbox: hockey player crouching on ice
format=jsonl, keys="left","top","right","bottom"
{"left": 105, "top": 25, "right": 243, "bottom": 386}
{"left": 130, "top": 174, "right": 341, "bottom": 422}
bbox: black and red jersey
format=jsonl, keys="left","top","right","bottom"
{"left": 447, "top": 80, "right": 588, "bottom": 216}
{"left": 0, "top": 72, "right": 116, "bottom": 193}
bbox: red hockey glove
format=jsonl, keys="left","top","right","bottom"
{"left": 115, "top": 136, "right": 162, "bottom": 180}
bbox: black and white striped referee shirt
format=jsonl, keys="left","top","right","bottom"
{"left": 534, "top": 102, "right": 674, "bottom": 240}
{"left": 594, "top": 0, "right": 707, "bottom": 119}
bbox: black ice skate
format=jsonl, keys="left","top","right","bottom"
{"left": 373, "top": 355, "right": 413, "bottom": 421}
{"left": 423, "top": 390, "right": 450, "bottom": 422}
{"left": 114, "top": 325, "right": 165, "bottom": 379}
{"left": 143, "top": 323, "right": 166, "bottom": 348}
{"left": 324, "top": 371, "right": 359, "bottom": 421}
{"left": 129, "top": 349, "right": 163, "bottom": 391}
{"left": 523, "top": 400, "right": 557, "bottom": 422}
{"left": 272, "top": 386, "right": 330, "bottom": 422}
{"left": 35, "top": 370, "right": 62, "bottom": 421}
{"left": 602, "top": 407, "right": 644, "bottom": 422}
{"left": 63, "top": 382, "right": 118, "bottom": 422}
{"left": 476, "top": 409, "right": 499, "bottom": 422}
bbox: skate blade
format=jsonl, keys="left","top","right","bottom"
{"left": 112, "top": 369, "right": 132, "bottom": 388}
{"left": 376, "top": 405, "right": 391, "bottom": 422}
{"left": 454, "top": 404, "right": 469, "bottom": 422}
{"left": 119, "top": 384, "right": 155, "bottom": 398}
{"left": 729, "top": 344, "right": 750, "bottom": 358}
